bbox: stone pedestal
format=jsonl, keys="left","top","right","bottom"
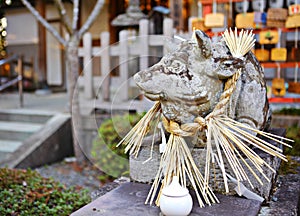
{"left": 71, "top": 182, "right": 262, "bottom": 216}
{"left": 130, "top": 128, "right": 285, "bottom": 201}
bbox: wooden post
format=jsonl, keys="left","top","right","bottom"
{"left": 169, "top": 0, "right": 183, "bottom": 30}
{"left": 17, "top": 56, "right": 23, "bottom": 108}
{"left": 109, "top": 0, "right": 125, "bottom": 44}
{"left": 163, "top": 18, "right": 174, "bottom": 55}
{"left": 139, "top": 19, "right": 149, "bottom": 71}
{"left": 118, "top": 30, "right": 129, "bottom": 102}
{"left": 83, "top": 32, "right": 93, "bottom": 99}
{"left": 36, "top": 0, "right": 47, "bottom": 85}
{"left": 100, "top": 32, "right": 111, "bottom": 101}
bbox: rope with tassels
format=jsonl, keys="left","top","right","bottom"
{"left": 117, "top": 28, "right": 293, "bottom": 208}
{"left": 162, "top": 68, "right": 242, "bottom": 137}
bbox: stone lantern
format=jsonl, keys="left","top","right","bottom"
{"left": 111, "top": 0, "right": 147, "bottom": 27}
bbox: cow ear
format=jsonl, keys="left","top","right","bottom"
{"left": 194, "top": 30, "right": 212, "bottom": 59}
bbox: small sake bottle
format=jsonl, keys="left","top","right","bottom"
{"left": 159, "top": 176, "right": 193, "bottom": 216}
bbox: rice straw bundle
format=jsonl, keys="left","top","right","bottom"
{"left": 117, "top": 101, "right": 161, "bottom": 158}
{"left": 203, "top": 28, "right": 293, "bottom": 193}
{"left": 222, "top": 28, "right": 256, "bottom": 59}
{"left": 117, "top": 28, "right": 293, "bottom": 208}
{"left": 203, "top": 115, "right": 293, "bottom": 193}
{"left": 145, "top": 121, "right": 219, "bottom": 207}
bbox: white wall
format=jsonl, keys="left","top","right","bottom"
{"left": 46, "top": 23, "right": 63, "bottom": 86}
{"left": 45, "top": 3, "right": 69, "bottom": 86}
{"left": 6, "top": 9, "right": 38, "bottom": 45}
{"left": 6, "top": 9, "right": 39, "bottom": 83}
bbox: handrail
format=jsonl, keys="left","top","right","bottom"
{"left": 0, "top": 55, "right": 23, "bottom": 107}
{"left": 0, "top": 75, "right": 22, "bottom": 91}
{"left": 0, "top": 54, "right": 18, "bottom": 66}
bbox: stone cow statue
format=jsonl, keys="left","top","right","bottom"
{"left": 134, "top": 30, "right": 271, "bottom": 131}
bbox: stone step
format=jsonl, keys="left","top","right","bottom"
{"left": 0, "top": 121, "right": 43, "bottom": 132}
{"left": 0, "top": 151, "right": 10, "bottom": 163}
{"left": 0, "top": 111, "right": 73, "bottom": 169}
{"left": 0, "top": 139, "right": 22, "bottom": 163}
{"left": 0, "top": 140, "right": 23, "bottom": 152}
{"left": 0, "top": 121, "right": 43, "bottom": 140}
{"left": 0, "top": 109, "right": 53, "bottom": 124}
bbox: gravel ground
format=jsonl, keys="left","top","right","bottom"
{"left": 34, "top": 158, "right": 122, "bottom": 200}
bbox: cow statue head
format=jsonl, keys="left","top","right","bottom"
{"left": 134, "top": 30, "right": 270, "bottom": 130}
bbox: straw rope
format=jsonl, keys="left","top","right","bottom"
{"left": 117, "top": 28, "right": 293, "bottom": 207}
{"left": 162, "top": 28, "right": 251, "bottom": 136}
{"left": 162, "top": 68, "right": 242, "bottom": 137}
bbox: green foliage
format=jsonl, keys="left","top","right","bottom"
{"left": 272, "top": 108, "right": 300, "bottom": 156}
{"left": 91, "top": 113, "right": 144, "bottom": 181}
{"left": 284, "top": 124, "right": 300, "bottom": 156}
{"left": 279, "top": 156, "right": 300, "bottom": 175}
{"left": 273, "top": 108, "right": 300, "bottom": 116}
{"left": 0, "top": 168, "right": 90, "bottom": 216}
{"left": 279, "top": 124, "right": 300, "bottom": 175}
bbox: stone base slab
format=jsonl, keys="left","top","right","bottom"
{"left": 71, "top": 182, "right": 262, "bottom": 216}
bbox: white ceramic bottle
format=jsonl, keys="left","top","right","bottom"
{"left": 159, "top": 176, "right": 193, "bottom": 216}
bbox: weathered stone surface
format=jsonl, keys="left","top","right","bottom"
{"left": 129, "top": 144, "right": 160, "bottom": 183}
{"left": 134, "top": 30, "right": 270, "bottom": 129}
{"left": 71, "top": 182, "right": 262, "bottom": 216}
{"left": 130, "top": 129, "right": 285, "bottom": 200}
{"left": 259, "top": 157, "right": 300, "bottom": 215}
{"left": 271, "top": 115, "right": 300, "bottom": 128}
{"left": 129, "top": 135, "right": 161, "bottom": 183}
{"left": 267, "top": 159, "right": 300, "bottom": 216}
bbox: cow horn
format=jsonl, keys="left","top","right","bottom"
{"left": 194, "top": 30, "right": 212, "bottom": 59}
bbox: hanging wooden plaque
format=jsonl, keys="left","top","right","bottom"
{"left": 191, "top": 18, "right": 208, "bottom": 31}
{"left": 254, "top": 49, "right": 270, "bottom": 62}
{"left": 267, "top": 8, "right": 288, "bottom": 20}
{"left": 288, "top": 82, "right": 300, "bottom": 93}
{"left": 271, "top": 48, "right": 287, "bottom": 61}
{"left": 259, "top": 30, "right": 279, "bottom": 44}
{"left": 288, "top": 47, "right": 300, "bottom": 61}
{"left": 288, "top": 66, "right": 300, "bottom": 93}
{"left": 272, "top": 78, "right": 286, "bottom": 96}
{"left": 235, "top": 13, "right": 254, "bottom": 29}
{"left": 286, "top": 15, "right": 300, "bottom": 28}
{"left": 204, "top": 13, "right": 224, "bottom": 28}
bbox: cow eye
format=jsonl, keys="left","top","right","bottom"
{"left": 223, "top": 60, "right": 232, "bottom": 67}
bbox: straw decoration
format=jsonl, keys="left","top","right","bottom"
{"left": 222, "top": 28, "right": 256, "bottom": 58}
{"left": 145, "top": 133, "right": 219, "bottom": 207}
{"left": 203, "top": 114, "right": 293, "bottom": 193}
{"left": 117, "top": 101, "right": 161, "bottom": 158}
{"left": 202, "top": 28, "right": 293, "bottom": 194}
{"left": 116, "top": 28, "right": 293, "bottom": 208}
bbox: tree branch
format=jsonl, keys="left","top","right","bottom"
{"left": 54, "top": 0, "right": 73, "bottom": 34}
{"left": 21, "top": 0, "right": 67, "bottom": 46}
{"left": 72, "top": 0, "right": 79, "bottom": 31}
{"left": 78, "top": 0, "right": 105, "bottom": 38}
